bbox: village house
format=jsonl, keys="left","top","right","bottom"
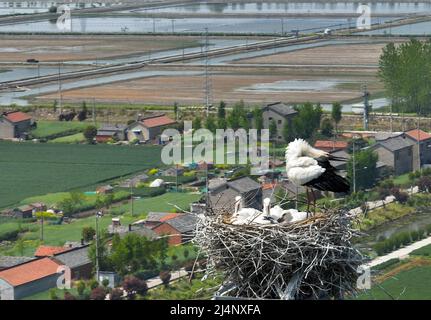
{"left": 0, "top": 111, "right": 33, "bottom": 140}
{"left": 208, "top": 176, "right": 263, "bottom": 212}
{"left": 53, "top": 245, "right": 93, "bottom": 280}
{"left": 96, "top": 124, "right": 128, "bottom": 143}
{"left": 371, "top": 135, "right": 415, "bottom": 175}
{"left": 96, "top": 185, "right": 114, "bottom": 194}
{"left": 262, "top": 102, "right": 298, "bottom": 142}
{"left": 127, "top": 114, "right": 176, "bottom": 143}
{"left": 142, "top": 212, "right": 198, "bottom": 246}
{"left": 0, "top": 257, "right": 63, "bottom": 300}
{"left": 405, "top": 129, "right": 431, "bottom": 170}
{"left": 11, "top": 205, "right": 34, "bottom": 219}
{"left": 163, "top": 166, "right": 184, "bottom": 177}
{"left": 314, "top": 140, "right": 348, "bottom": 153}
{"left": 119, "top": 174, "right": 149, "bottom": 188}
{"left": 0, "top": 256, "right": 35, "bottom": 271}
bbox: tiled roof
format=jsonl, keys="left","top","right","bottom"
{"left": 165, "top": 214, "right": 198, "bottom": 234}
{"left": 375, "top": 135, "right": 415, "bottom": 152}
{"left": 405, "top": 129, "right": 431, "bottom": 142}
{"left": 0, "top": 257, "right": 62, "bottom": 287}
{"left": 34, "top": 246, "right": 70, "bottom": 257}
{"left": 0, "top": 256, "right": 35, "bottom": 269}
{"left": 141, "top": 115, "right": 176, "bottom": 128}
{"left": 227, "top": 176, "right": 261, "bottom": 193}
{"left": 3, "top": 111, "right": 32, "bottom": 123}
{"left": 264, "top": 102, "right": 297, "bottom": 117}
{"left": 146, "top": 212, "right": 178, "bottom": 222}
{"left": 54, "top": 246, "right": 91, "bottom": 269}
{"left": 314, "top": 140, "right": 348, "bottom": 150}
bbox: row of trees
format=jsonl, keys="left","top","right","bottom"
{"left": 379, "top": 39, "right": 431, "bottom": 115}
{"left": 191, "top": 100, "right": 343, "bottom": 143}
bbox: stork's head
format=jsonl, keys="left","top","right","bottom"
{"left": 285, "top": 138, "right": 328, "bottom": 161}
{"left": 263, "top": 197, "right": 271, "bottom": 215}
{"left": 234, "top": 196, "right": 242, "bottom": 215}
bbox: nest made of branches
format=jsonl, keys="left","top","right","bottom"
{"left": 194, "top": 210, "right": 366, "bottom": 300}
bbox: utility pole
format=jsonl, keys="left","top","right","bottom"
{"left": 95, "top": 211, "right": 102, "bottom": 282}
{"left": 40, "top": 214, "right": 44, "bottom": 241}
{"left": 352, "top": 139, "right": 356, "bottom": 193}
{"left": 58, "top": 62, "right": 62, "bottom": 114}
{"left": 204, "top": 27, "right": 212, "bottom": 117}
{"left": 130, "top": 183, "right": 134, "bottom": 216}
{"left": 417, "top": 111, "right": 422, "bottom": 173}
{"left": 92, "top": 98, "right": 96, "bottom": 125}
{"left": 363, "top": 84, "right": 370, "bottom": 131}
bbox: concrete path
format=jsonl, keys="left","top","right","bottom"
{"left": 364, "top": 235, "right": 431, "bottom": 268}
{"left": 147, "top": 268, "right": 188, "bottom": 289}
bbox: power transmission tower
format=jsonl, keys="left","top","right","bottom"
{"left": 204, "top": 27, "right": 212, "bottom": 117}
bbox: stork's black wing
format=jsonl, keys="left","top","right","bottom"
{"left": 304, "top": 156, "right": 350, "bottom": 193}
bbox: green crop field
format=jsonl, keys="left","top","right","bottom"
{"left": 31, "top": 121, "right": 90, "bottom": 139}
{"left": 0, "top": 141, "right": 163, "bottom": 208}
{"left": 358, "top": 264, "right": 431, "bottom": 300}
{"left": 112, "top": 192, "right": 202, "bottom": 216}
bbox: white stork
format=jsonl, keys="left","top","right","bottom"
{"left": 285, "top": 139, "right": 349, "bottom": 214}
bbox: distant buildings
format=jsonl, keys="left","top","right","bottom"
{"left": 314, "top": 140, "right": 348, "bottom": 153}
{"left": 0, "top": 111, "right": 33, "bottom": 140}
{"left": 208, "top": 176, "right": 263, "bottom": 212}
{"left": 372, "top": 135, "right": 415, "bottom": 175}
{"left": 96, "top": 124, "right": 127, "bottom": 143}
{"left": 405, "top": 129, "right": 431, "bottom": 170}
{"left": 262, "top": 102, "right": 298, "bottom": 142}
{"left": 127, "top": 114, "right": 176, "bottom": 143}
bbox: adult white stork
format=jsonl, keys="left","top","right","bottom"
{"left": 285, "top": 139, "right": 349, "bottom": 214}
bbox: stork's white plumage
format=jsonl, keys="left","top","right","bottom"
{"left": 285, "top": 139, "right": 350, "bottom": 194}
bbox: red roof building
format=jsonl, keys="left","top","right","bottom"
{"left": 405, "top": 129, "right": 431, "bottom": 142}
{"left": 3, "top": 111, "right": 32, "bottom": 123}
{"left": 0, "top": 257, "right": 63, "bottom": 300}
{"left": 127, "top": 114, "right": 176, "bottom": 143}
{"left": 314, "top": 140, "right": 348, "bottom": 152}
{"left": 34, "top": 246, "right": 70, "bottom": 257}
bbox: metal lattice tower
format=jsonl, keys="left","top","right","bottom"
{"left": 204, "top": 28, "right": 212, "bottom": 116}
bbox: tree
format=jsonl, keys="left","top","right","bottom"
{"left": 110, "top": 288, "right": 124, "bottom": 300}
{"left": 320, "top": 118, "right": 333, "bottom": 137}
{"left": 83, "top": 125, "right": 97, "bottom": 144}
{"left": 193, "top": 117, "right": 202, "bottom": 130}
{"left": 269, "top": 119, "right": 277, "bottom": 141}
{"left": 82, "top": 226, "right": 95, "bottom": 243}
{"left": 90, "top": 287, "right": 106, "bottom": 300}
{"left": 159, "top": 270, "right": 172, "bottom": 287}
{"left": 292, "top": 102, "right": 323, "bottom": 139}
{"left": 217, "top": 101, "right": 227, "bottom": 129}
{"left": 77, "top": 101, "right": 88, "bottom": 121}
{"left": 253, "top": 107, "right": 263, "bottom": 132}
{"left": 205, "top": 115, "right": 217, "bottom": 133}
{"left": 122, "top": 276, "right": 148, "bottom": 299}
{"left": 227, "top": 100, "right": 247, "bottom": 130}
{"left": 418, "top": 176, "right": 431, "bottom": 192}
{"left": 331, "top": 102, "right": 342, "bottom": 135}
{"left": 173, "top": 102, "right": 179, "bottom": 121}
{"left": 76, "top": 281, "right": 86, "bottom": 297}
{"left": 347, "top": 149, "right": 379, "bottom": 190}
{"left": 378, "top": 39, "right": 431, "bottom": 115}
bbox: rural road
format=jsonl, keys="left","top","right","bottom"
{"left": 365, "top": 235, "right": 431, "bottom": 268}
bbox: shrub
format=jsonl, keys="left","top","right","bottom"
{"left": 76, "top": 281, "right": 86, "bottom": 297}
{"left": 122, "top": 276, "right": 148, "bottom": 299}
{"left": 159, "top": 271, "right": 171, "bottom": 287}
{"left": 64, "top": 291, "right": 76, "bottom": 300}
{"left": 90, "top": 287, "right": 106, "bottom": 300}
{"left": 88, "top": 279, "right": 99, "bottom": 290}
{"left": 418, "top": 176, "right": 431, "bottom": 192}
{"left": 49, "top": 288, "right": 58, "bottom": 300}
{"left": 110, "top": 288, "right": 124, "bottom": 300}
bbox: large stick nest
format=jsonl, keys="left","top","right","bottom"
{"left": 194, "top": 211, "right": 366, "bottom": 300}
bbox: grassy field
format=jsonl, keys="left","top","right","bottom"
{"left": 50, "top": 133, "right": 85, "bottom": 143}
{"left": 31, "top": 121, "right": 90, "bottom": 139}
{"left": 0, "top": 141, "right": 162, "bottom": 208}
{"left": 112, "top": 192, "right": 202, "bottom": 216}
{"left": 393, "top": 173, "right": 412, "bottom": 187}
{"left": 411, "top": 244, "right": 431, "bottom": 257}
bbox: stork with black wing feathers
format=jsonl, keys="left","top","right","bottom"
{"left": 285, "top": 139, "right": 350, "bottom": 215}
